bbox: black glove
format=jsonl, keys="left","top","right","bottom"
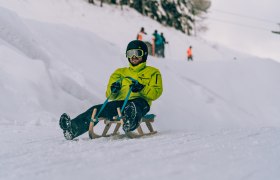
{"left": 130, "top": 81, "right": 144, "bottom": 93}
{"left": 111, "top": 82, "right": 121, "bottom": 93}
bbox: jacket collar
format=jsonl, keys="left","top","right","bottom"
{"left": 129, "top": 62, "right": 146, "bottom": 72}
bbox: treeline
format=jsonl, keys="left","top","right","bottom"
{"left": 88, "top": 0, "right": 211, "bottom": 35}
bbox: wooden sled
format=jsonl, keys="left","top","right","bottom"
{"left": 88, "top": 108, "right": 157, "bottom": 139}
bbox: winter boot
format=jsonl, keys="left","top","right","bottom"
{"left": 59, "top": 113, "right": 75, "bottom": 140}
{"left": 59, "top": 113, "right": 71, "bottom": 130}
{"left": 123, "top": 102, "right": 137, "bottom": 132}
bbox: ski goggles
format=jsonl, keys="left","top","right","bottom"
{"left": 126, "top": 49, "right": 144, "bottom": 58}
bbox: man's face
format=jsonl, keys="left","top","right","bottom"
{"left": 129, "top": 56, "right": 143, "bottom": 66}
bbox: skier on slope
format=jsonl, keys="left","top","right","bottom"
{"left": 187, "top": 46, "right": 193, "bottom": 61}
{"left": 59, "top": 40, "right": 163, "bottom": 140}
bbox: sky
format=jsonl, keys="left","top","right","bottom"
{"left": 202, "top": 0, "right": 280, "bottom": 62}
{"left": 1, "top": 1, "right": 280, "bottom": 180}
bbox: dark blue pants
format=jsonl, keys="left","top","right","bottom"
{"left": 70, "top": 98, "right": 150, "bottom": 138}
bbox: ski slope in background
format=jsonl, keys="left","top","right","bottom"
{"left": 1, "top": 1, "right": 280, "bottom": 180}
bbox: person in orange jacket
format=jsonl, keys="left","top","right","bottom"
{"left": 136, "top": 27, "right": 147, "bottom": 41}
{"left": 187, "top": 46, "right": 193, "bottom": 61}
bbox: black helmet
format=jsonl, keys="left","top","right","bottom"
{"left": 126, "top": 40, "right": 148, "bottom": 62}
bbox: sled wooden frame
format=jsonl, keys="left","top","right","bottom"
{"left": 88, "top": 107, "right": 157, "bottom": 139}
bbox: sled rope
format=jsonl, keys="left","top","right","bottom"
{"left": 92, "top": 78, "right": 122, "bottom": 123}
{"left": 92, "top": 77, "right": 138, "bottom": 123}
{"left": 119, "top": 76, "right": 138, "bottom": 116}
{"left": 120, "top": 86, "right": 132, "bottom": 113}
{"left": 93, "top": 94, "right": 111, "bottom": 123}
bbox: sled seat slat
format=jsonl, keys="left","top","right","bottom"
{"left": 141, "top": 114, "right": 156, "bottom": 123}
{"left": 143, "top": 114, "right": 156, "bottom": 120}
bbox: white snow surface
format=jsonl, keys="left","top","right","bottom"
{"left": 1, "top": 1, "right": 280, "bottom": 180}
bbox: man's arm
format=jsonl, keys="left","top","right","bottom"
{"left": 140, "top": 72, "right": 163, "bottom": 101}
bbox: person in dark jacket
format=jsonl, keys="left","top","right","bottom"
{"left": 152, "top": 30, "right": 163, "bottom": 57}
{"left": 159, "top": 32, "right": 168, "bottom": 58}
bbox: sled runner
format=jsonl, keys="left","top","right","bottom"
{"left": 88, "top": 107, "right": 157, "bottom": 139}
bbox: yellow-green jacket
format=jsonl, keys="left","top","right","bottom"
{"left": 106, "top": 62, "right": 163, "bottom": 106}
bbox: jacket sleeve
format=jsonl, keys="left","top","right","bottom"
{"left": 106, "top": 69, "right": 123, "bottom": 98}
{"left": 140, "top": 71, "right": 163, "bottom": 101}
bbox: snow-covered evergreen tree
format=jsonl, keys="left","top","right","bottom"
{"left": 88, "top": 0, "right": 211, "bottom": 35}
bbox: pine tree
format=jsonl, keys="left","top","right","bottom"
{"left": 88, "top": 0, "right": 211, "bottom": 35}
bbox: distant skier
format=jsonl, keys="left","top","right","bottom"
{"left": 59, "top": 40, "right": 163, "bottom": 140}
{"left": 187, "top": 46, "right": 193, "bottom": 61}
{"left": 159, "top": 32, "right": 168, "bottom": 58}
{"left": 152, "top": 30, "right": 163, "bottom": 57}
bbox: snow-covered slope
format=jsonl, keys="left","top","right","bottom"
{"left": 1, "top": 1, "right": 280, "bottom": 180}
